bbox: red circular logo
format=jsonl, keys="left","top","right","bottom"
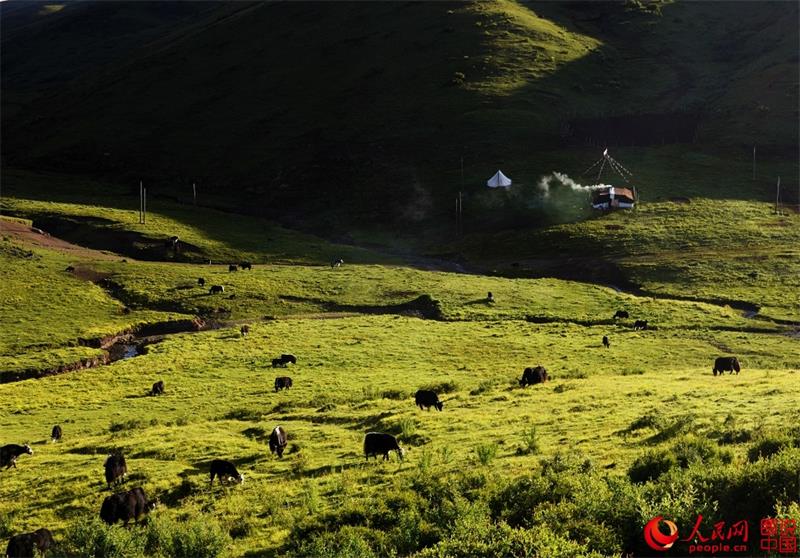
{"left": 644, "top": 516, "right": 679, "bottom": 551}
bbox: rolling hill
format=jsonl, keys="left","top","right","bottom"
{"left": 2, "top": 1, "right": 798, "bottom": 234}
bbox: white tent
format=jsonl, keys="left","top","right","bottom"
{"left": 486, "top": 170, "right": 512, "bottom": 188}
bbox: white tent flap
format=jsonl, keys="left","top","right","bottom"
{"left": 487, "top": 170, "right": 512, "bottom": 188}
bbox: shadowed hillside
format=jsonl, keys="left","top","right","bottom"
{"left": 2, "top": 1, "right": 798, "bottom": 234}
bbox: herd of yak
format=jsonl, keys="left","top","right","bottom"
{"left": 3, "top": 261, "right": 745, "bottom": 556}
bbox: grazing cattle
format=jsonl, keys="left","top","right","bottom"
{"left": 487, "top": 292, "right": 494, "bottom": 303}
{"left": 364, "top": 432, "right": 405, "bottom": 461}
{"left": 280, "top": 354, "right": 297, "bottom": 365}
{"left": 104, "top": 452, "right": 127, "bottom": 489}
{"left": 240, "top": 325, "right": 250, "bottom": 337}
{"left": 713, "top": 356, "right": 741, "bottom": 376}
{"left": 209, "top": 285, "right": 224, "bottom": 294}
{"left": 613, "top": 310, "right": 629, "bottom": 319}
{"left": 149, "top": 380, "right": 165, "bottom": 396}
{"left": 65, "top": 265, "right": 75, "bottom": 273}
{"left": 269, "top": 426, "right": 288, "bottom": 458}
{"left": 415, "top": 390, "right": 443, "bottom": 411}
{"left": 519, "top": 366, "right": 548, "bottom": 387}
{"left": 0, "top": 444, "right": 33, "bottom": 470}
{"left": 209, "top": 459, "right": 243, "bottom": 486}
{"left": 331, "top": 258, "right": 344, "bottom": 268}
{"left": 239, "top": 262, "right": 252, "bottom": 270}
{"left": 633, "top": 320, "right": 648, "bottom": 330}
{"left": 274, "top": 376, "right": 293, "bottom": 392}
{"left": 100, "top": 487, "right": 155, "bottom": 526}
{"left": 228, "top": 264, "right": 238, "bottom": 272}
{"left": 272, "top": 354, "right": 296, "bottom": 367}
{"left": 51, "top": 425, "right": 62, "bottom": 443}
{"left": 602, "top": 336, "right": 610, "bottom": 349}
{"left": 5, "top": 528, "right": 55, "bottom": 558}
{"left": 198, "top": 277, "right": 206, "bottom": 287}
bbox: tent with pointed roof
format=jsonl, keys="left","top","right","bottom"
{"left": 486, "top": 170, "right": 512, "bottom": 188}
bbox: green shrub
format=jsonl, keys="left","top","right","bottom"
{"left": 0, "top": 511, "right": 15, "bottom": 538}
{"left": 517, "top": 426, "right": 540, "bottom": 455}
{"left": 381, "top": 388, "right": 407, "bottom": 400}
{"left": 55, "top": 515, "right": 228, "bottom": 558}
{"left": 55, "top": 518, "right": 144, "bottom": 558}
{"left": 162, "top": 515, "right": 228, "bottom": 558}
{"left": 398, "top": 418, "right": 417, "bottom": 439}
{"left": 421, "top": 380, "right": 458, "bottom": 394}
{"left": 747, "top": 432, "right": 794, "bottom": 462}
{"left": 475, "top": 443, "right": 497, "bottom": 466}
{"left": 469, "top": 380, "right": 493, "bottom": 396}
{"left": 628, "top": 449, "right": 676, "bottom": 483}
{"left": 672, "top": 434, "right": 731, "bottom": 467}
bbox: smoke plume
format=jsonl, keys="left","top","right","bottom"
{"left": 537, "top": 172, "right": 611, "bottom": 198}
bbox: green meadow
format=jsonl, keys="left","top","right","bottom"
{"left": 1, "top": 190, "right": 799, "bottom": 556}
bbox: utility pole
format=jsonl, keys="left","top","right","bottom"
{"left": 139, "top": 181, "right": 144, "bottom": 224}
{"left": 192, "top": 183, "right": 197, "bottom": 206}
{"left": 752, "top": 145, "right": 756, "bottom": 180}
{"left": 458, "top": 153, "right": 465, "bottom": 237}
{"left": 774, "top": 176, "right": 781, "bottom": 214}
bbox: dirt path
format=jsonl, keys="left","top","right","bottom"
{"left": 0, "top": 219, "right": 120, "bottom": 260}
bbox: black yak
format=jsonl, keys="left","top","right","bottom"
{"left": 520, "top": 366, "right": 548, "bottom": 387}
{"left": 713, "top": 356, "right": 741, "bottom": 376}
{"left": 209, "top": 459, "right": 243, "bottom": 486}
{"left": 5, "top": 528, "right": 55, "bottom": 558}
{"left": 414, "top": 390, "right": 443, "bottom": 411}
{"left": 100, "top": 487, "right": 156, "bottom": 526}
{"left": 269, "top": 426, "right": 288, "bottom": 458}
{"left": 0, "top": 444, "right": 33, "bottom": 470}
{"left": 104, "top": 452, "right": 127, "bottom": 489}
{"left": 364, "top": 432, "right": 405, "bottom": 461}
{"left": 274, "top": 377, "right": 293, "bottom": 392}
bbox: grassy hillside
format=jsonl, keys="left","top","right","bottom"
{"left": 1, "top": 300, "right": 798, "bottom": 556}
{"left": 1, "top": 193, "right": 798, "bottom": 556}
{"left": 0, "top": 233, "right": 185, "bottom": 378}
{"left": 1, "top": 170, "right": 396, "bottom": 266}
{"left": 2, "top": 1, "right": 797, "bottom": 231}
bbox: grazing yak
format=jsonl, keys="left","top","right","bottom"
{"left": 269, "top": 426, "right": 288, "bottom": 458}
{"left": 713, "top": 356, "right": 741, "bottom": 376}
{"left": 104, "top": 452, "right": 127, "bottom": 489}
{"left": 209, "top": 285, "right": 224, "bottom": 294}
{"left": 0, "top": 444, "right": 33, "bottom": 470}
{"left": 633, "top": 320, "right": 648, "bottom": 330}
{"left": 198, "top": 277, "right": 205, "bottom": 287}
{"left": 364, "top": 432, "right": 405, "bottom": 461}
{"left": 613, "top": 310, "right": 629, "bottom": 319}
{"left": 415, "top": 390, "right": 443, "bottom": 411}
{"left": 5, "top": 528, "right": 55, "bottom": 558}
{"left": 240, "top": 325, "right": 250, "bottom": 337}
{"left": 149, "top": 380, "right": 165, "bottom": 396}
{"left": 51, "top": 426, "right": 62, "bottom": 443}
{"left": 602, "top": 336, "right": 610, "bottom": 349}
{"left": 100, "top": 487, "right": 156, "bottom": 526}
{"left": 228, "top": 264, "right": 238, "bottom": 272}
{"left": 272, "top": 354, "right": 296, "bottom": 367}
{"left": 486, "top": 292, "right": 494, "bottom": 303}
{"left": 274, "top": 377, "right": 293, "bottom": 392}
{"left": 239, "top": 262, "right": 252, "bottom": 270}
{"left": 65, "top": 265, "right": 75, "bottom": 273}
{"left": 331, "top": 258, "right": 344, "bottom": 268}
{"left": 520, "top": 366, "right": 548, "bottom": 387}
{"left": 209, "top": 459, "right": 243, "bottom": 487}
